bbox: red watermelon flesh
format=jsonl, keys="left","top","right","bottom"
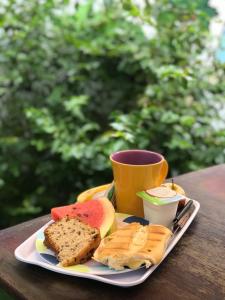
{"left": 51, "top": 199, "right": 104, "bottom": 229}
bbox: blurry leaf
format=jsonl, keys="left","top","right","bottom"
{"left": 156, "top": 65, "right": 193, "bottom": 81}
{"left": 160, "top": 111, "right": 180, "bottom": 124}
{"left": 9, "top": 198, "right": 42, "bottom": 216}
{"left": 0, "top": 178, "right": 5, "bottom": 188}
{"left": 75, "top": 0, "right": 94, "bottom": 28}
{"left": 64, "top": 95, "right": 88, "bottom": 120}
{"left": 180, "top": 115, "right": 195, "bottom": 126}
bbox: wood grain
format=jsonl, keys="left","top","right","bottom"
{"left": 0, "top": 165, "right": 225, "bottom": 300}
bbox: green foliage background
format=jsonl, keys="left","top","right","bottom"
{"left": 0, "top": 0, "right": 225, "bottom": 228}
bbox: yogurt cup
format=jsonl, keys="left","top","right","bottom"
{"left": 143, "top": 200, "right": 179, "bottom": 228}
{"left": 137, "top": 190, "right": 185, "bottom": 228}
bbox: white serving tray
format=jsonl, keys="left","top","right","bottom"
{"left": 15, "top": 199, "right": 200, "bottom": 287}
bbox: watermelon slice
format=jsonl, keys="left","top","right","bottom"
{"left": 51, "top": 198, "right": 115, "bottom": 238}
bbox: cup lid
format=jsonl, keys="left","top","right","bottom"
{"left": 137, "top": 191, "right": 185, "bottom": 206}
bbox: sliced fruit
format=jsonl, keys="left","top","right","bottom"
{"left": 161, "top": 182, "right": 185, "bottom": 195}
{"left": 77, "top": 184, "right": 112, "bottom": 203}
{"left": 98, "top": 197, "right": 116, "bottom": 237}
{"left": 147, "top": 186, "right": 177, "bottom": 198}
{"left": 51, "top": 197, "right": 115, "bottom": 238}
{"left": 161, "top": 182, "right": 186, "bottom": 207}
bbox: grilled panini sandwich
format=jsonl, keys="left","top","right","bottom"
{"left": 93, "top": 223, "right": 172, "bottom": 270}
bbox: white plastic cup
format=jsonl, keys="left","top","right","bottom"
{"left": 143, "top": 200, "right": 179, "bottom": 228}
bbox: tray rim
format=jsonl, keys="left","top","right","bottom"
{"left": 14, "top": 199, "right": 200, "bottom": 287}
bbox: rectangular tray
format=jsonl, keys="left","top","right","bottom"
{"left": 15, "top": 199, "right": 200, "bottom": 287}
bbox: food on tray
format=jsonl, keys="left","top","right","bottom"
{"left": 137, "top": 188, "right": 186, "bottom": 227}
{"left": 93, "top": 223, "right": 172, "bottom": 270}
{"left": 44, "top": 217, "right": 101, "bottom": 267}
{"left": 77, "top": 184, "right": 112, "bottom": 203}
{"left": 161, "top": 182, "right": 186, "bottom": 207}
{"left": 146, "top": 186, "right": 177, "bottom": 198}
{"left": 162, "top": 182, "right": 185, "bottom": 195}
{"left": 51, "top": 197, "right": 116, "bottom": 238}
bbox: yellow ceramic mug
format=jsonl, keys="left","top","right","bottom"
{"left": 110, "top": 150, "right": 168, "bottom": 217}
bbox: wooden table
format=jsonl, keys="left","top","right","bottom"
{"left": 0, "top": 165, "right": 225, "bottom": 300}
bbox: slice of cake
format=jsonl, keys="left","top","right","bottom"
{"left": 44, "top": 217, "right": 101, "bottom": 267}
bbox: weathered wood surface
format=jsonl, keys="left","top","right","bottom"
{"left": 0, "top": 165, "right": 225, "bottom": 300}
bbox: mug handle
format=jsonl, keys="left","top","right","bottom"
{"left": 159, "top": 159, "right": 168, "bottom": 183}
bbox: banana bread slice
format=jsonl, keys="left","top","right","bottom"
{"left": 44, "top": 217, "right": 101, "bottom": 267}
